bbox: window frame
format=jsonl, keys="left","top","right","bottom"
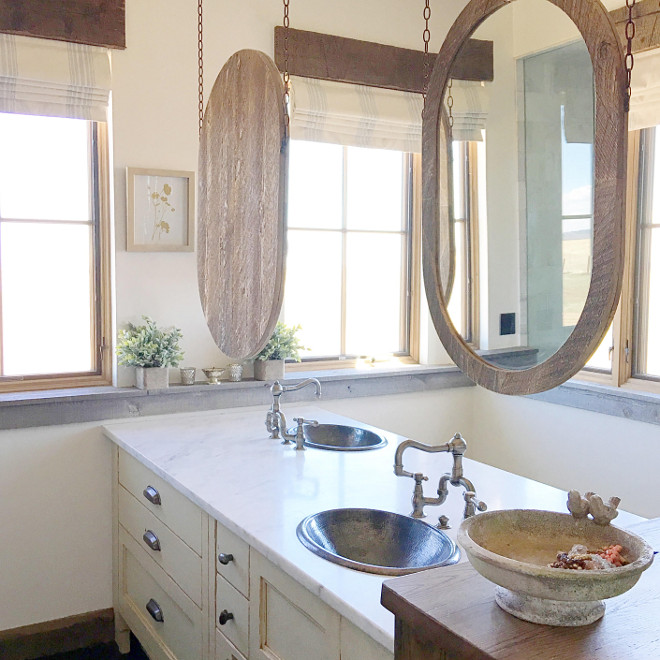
{"left": 0, "top": 120, "right": 113, "bottom": 393}
{"left": 287, "top": 146, "right": 421, "bottom": 372}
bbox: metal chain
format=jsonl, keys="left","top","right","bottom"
{"left": 422, "top": 0, "right": 431, "bottom": 106}
{"left": 624, "top": 0, "right": 636, "bottom": 113}
{"left": 447, "top": 78, "right": 454, "bottom": 131}
{"left": 283, "top": 0, "right": 291, "bottom": 130}
{"left": 198, "top": 0, "right": 204, "bottom": 134}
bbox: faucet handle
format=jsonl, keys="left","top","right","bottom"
{"left": 463, "top": 491, "right": 487, "bottom": 518}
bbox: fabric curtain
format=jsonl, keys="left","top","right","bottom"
{"left": 629, "top": 48, "right": 660, "bottom": 131}
{"left": 0, "top": 33, "right": 111, "bottom": 122}
{"left": 450, "top": 80, "right": 490, "bottom": 142}
{"left": 290, "top": 76, "right": 423, "bottom": 152}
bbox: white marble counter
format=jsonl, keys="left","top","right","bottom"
{"left": 103, "top": 405, "right": 643, "bottom": 653}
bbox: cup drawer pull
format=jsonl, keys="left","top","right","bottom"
{"left": 143, "top": 530, "right": 161, "bottom": 551}
{"left": 218, "top": 609, "right": 234, "bottom": 626}
{"left": 146, "top": 598, "right": 164, "bottom": 622}
{"left": 143, "top": 485, "right": 161, "bottom": 505}
{"left": 218, "top": 552, "right": 234, "bottom": 565}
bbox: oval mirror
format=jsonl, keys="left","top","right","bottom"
{"left": 198, "top": 50, "right": 287, "bottom": 361}
{"left": 423, "top": 0, "right": 627, "bottom": 395}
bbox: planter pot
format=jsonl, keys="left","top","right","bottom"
{"left": 253, "top": 359, "right": 285, "bottom": 381}
{"left": 135, "top": 366, "right": 169, "bottom": 390}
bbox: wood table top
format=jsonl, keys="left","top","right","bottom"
{"left": 381, "top": 518, "right": 660, "bottom": 660}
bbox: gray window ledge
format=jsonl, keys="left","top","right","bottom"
{"left": 530, "top": 379, "right": 660, "bottom": 427}
{"left": 0, "top": 365, "right": 472, "bottom": 430}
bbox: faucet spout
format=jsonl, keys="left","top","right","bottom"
{"left": 266, "top": 378, "right": 322, "bottom": 441}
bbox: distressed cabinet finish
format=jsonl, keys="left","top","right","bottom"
{"left": 113, "top": 448, "right": 393, "bottom": 660}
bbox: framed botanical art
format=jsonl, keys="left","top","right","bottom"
{"left": 126, "top": 168, "right": 195, "bottom": 252}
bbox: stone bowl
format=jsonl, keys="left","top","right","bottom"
{"left": 458, "top": 509, "right": 654, "bottom": 626}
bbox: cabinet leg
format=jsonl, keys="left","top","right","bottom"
{"left": 114, "top": 611, "right": 131, "bottom": 654}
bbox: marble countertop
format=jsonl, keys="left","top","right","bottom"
{"left": 103, "top": 404, "right": 643, "bottom": 653}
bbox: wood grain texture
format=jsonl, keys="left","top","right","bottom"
{"left": 274, "top": 26, "right": 493, "bottom": 93}
{"left": 611, "top": 0, "right": 660, "bottom": 53}
{"left": 422, "top": 0, "right": 627, "bottom": 396}
{"left": 0, "top": 0, "right": 125, "bottom": 49}
{"left": 198, "top": 50, "right": 287, "bottom": 362}
{"left": 382, "top": 518, "right": 660, "bottom": 660}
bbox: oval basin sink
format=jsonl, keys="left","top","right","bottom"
{"left": 290, "top": 423, "right": 387, "bottom": 451}
{"left": 297, "top": 508, "right": 460, "bottom": 575}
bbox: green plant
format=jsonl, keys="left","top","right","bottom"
{"left": 255, "top": 322, "right": 307, "bottom": 362}
{"left": 116, "top": 316, "right": 184, "bottom": 368}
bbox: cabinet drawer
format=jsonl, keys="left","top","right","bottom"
{"left": 216, "top": 574, "right": 249, "bottom": 657}
{"left": 216, "top": 520, "right": 249, "bottom": 597}
{"left": 118, "top": 528, "right": 202, "bottom": 660}
{"left": 119, "top": 485, "right": 202, "bottom": 607}
{"left": 216, "top": 629, "right": 247, "bottom": 660}
{"left": 119, "top": 450, "right": 202, "bottom": 555}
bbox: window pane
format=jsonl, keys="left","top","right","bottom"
{"left": 283, "top": 230, "right": 342, "bottom": 357}
{"left": 1, "top": 222, "right": 93, "bottom": 375}
{"left": 0, "top": 113, "right": 90, "bottom": 222}
{"left": 346, "top": 147, "right": 404, "bottom": 231}
{"left": 288, "top": 141, "right": 343, "bottom": 230}
{"left": 345, "top": 232, "right": 404, "bottom": 355}
{"left": 585, "top": 323, "right": 612, "bottom": 371}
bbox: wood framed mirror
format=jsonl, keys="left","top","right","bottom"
{"left": 423, "top": 0, "right": 627, "bottom": 395}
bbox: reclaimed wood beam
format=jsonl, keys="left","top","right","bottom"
{"left": 611, "top": 0, "right": 660, "bottom": 53}
{"left": 0, "top": 0, "right": 125, "bottom": 49}
{"left": 274, "top": 26, "right": 493, "bottom": 94}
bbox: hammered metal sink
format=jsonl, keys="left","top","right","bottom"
{"left": 290, "top": 423, "right": 388, "bottom": 451}
{"left": 297, "top": 508, "right": 460, "bottom": 575}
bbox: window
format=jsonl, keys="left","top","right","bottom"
{"left": 282, "top": 139, "right": 415, "bottom": 363}
{"left": 0, "top": 112, "right": 111, "bottom": 391}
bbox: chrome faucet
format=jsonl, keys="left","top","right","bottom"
{"left": 265, "top": 378, "right": 321, "bottom": 447}
{"left": 394, "top": 432, "right": 486, "bottom": 527}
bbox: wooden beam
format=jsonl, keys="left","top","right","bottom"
{"left": 0, "top": 0, "right": 125, "bottom": 49}
{"left": 274, "top": 26, "right": 493, "bottom": 94}
{"left": 611, "top": 0, "right": 660, "bottom": 53}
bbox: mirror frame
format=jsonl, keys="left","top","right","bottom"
{"left": 422, "top": 0, "right": 627, "bottom": 395}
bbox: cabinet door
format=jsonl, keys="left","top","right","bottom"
{"left": 340, "top": 618, "right": 393, "bottom": 660}
{"left": 249, "top": 550, "right": 340, "bottom": 660}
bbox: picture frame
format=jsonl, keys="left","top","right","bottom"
{"left": 126, "top": 167, "right": 195, "bottom": 252}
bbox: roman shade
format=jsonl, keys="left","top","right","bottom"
{"left": 449, "top": 80, "right": 490, "bottom": 142}
{"left": 629, "top": 48, "right": 660, "bottom": 131}
{"left": 0, "top": 33, "right": 111, "bottom": 122}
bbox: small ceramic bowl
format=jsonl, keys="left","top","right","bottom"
{"left": 202, "top": 367, "right": 225, "bottom": 384}
{"left": 458, "top": 509, "right": 654, "bottom": 626}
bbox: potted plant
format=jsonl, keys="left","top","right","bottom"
{"left": 116, "top": 316, "right": 184, "bottom": 389}
{"left": 253, "top": 322, "right": 306, "bottom": 381}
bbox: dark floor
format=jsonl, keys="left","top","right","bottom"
{"left": 37, "top": 634, "right": 149, "bottom": 660}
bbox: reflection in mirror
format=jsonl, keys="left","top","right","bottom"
{"left": 442, "top": 0, "right": 594, "bottom": 370}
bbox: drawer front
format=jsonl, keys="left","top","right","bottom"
{"left": 216, "top": 520, "right": 249, "bottom": 598}
{"left": 216, "top": 629, "right": 247, "bottom": 660}
{"left": 216, "top": 574, "right": 249, "bottom": 657}
{"left": 119, "top": 485, "right": 202, "bottom": 607}
{"left": 119, "top": 450, "right": 202, "bottom": 555}
{"left": 118, "top": 528, "right": 202, "bottom": 660}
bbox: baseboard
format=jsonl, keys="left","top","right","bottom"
{"left": 0, "top": 608, "right": 114, "bottom": 660}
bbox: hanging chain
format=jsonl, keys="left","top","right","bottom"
{"left": 624, "top": 0, "right": 636, "bottom": 113}
{"left": 283, "top": 0, "right": 291, "bottom": 130}
{"left": 197, "top": 0, "right": 204, "bottom": 134}
{"left": 422, "top": 0, "right": 431, "bottom": 106}
{"left": 447, "top": 78, "right": 454, "bottom": 132}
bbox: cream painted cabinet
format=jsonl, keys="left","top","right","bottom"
{"left": 112, "top": 448, "right": 392, "bottom": 660}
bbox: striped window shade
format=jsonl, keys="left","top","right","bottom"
{"left": 629, "top": 48, "right": 660, "bottom": 132}
{"left": 289, "top": 76, "right": 423, "bottom": 152}
{"left": 450, "top": 80, "right": 490, "bottom": 142}
{"left": 0, "top": 34, "right": 111, "bottom": 122}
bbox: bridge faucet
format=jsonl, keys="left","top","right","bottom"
{"left": 265, "top": 378, "right": 321, "bottom": 443}
{"left": 393, "top": 432, "right": 486, "bottom": 526}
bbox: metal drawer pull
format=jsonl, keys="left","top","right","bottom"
{"left": 143, "top": 530, "right": 161, "bottom": 551}
{"left": 146, "top": 598, "right": 164, "bottom": 622}
{"left": 218, "top": 609, "right": 234, "bottom": 625}
{"left": 143, "top": 485, "right": 161, "bottom": 505}
{"left": 218, "top": 552, "right": 234, "bottom": 565}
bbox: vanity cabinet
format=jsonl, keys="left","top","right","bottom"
{"left": 112, "top": 447, "right": 392, "bottom": 660}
